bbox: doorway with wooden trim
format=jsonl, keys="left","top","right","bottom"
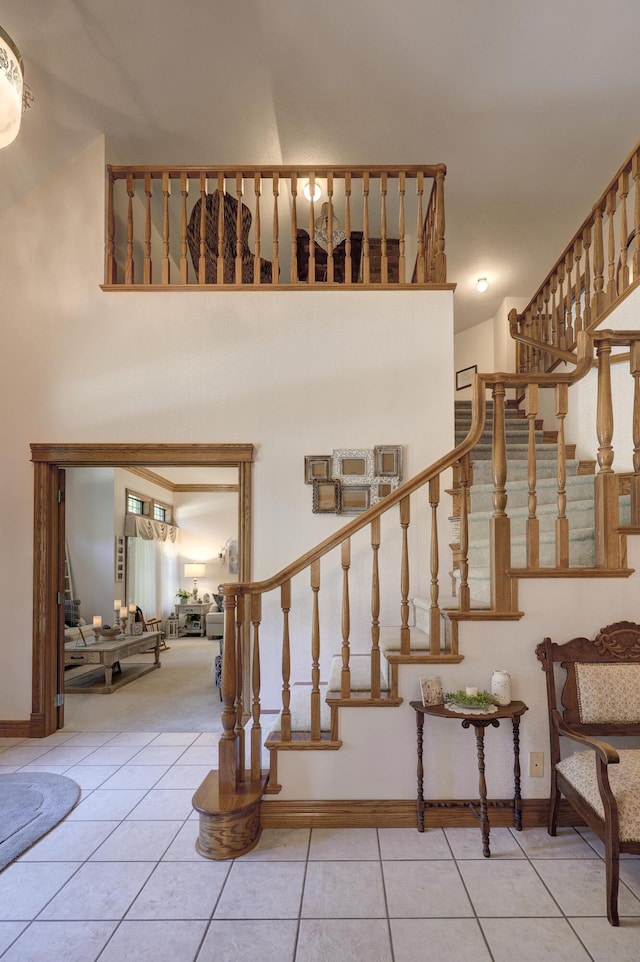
{"left": 30, "top": 444, "right": 254, "bottom": 736}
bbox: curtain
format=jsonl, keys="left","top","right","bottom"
{"left": 127, "top": 527, "right": 178, "bottom": 621}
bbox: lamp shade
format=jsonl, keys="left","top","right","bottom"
{"left": 184, "top": 563, "right": 206, "bottom": 578}
{"left": 0, "top": 27, "right": 24, "bottom": 149}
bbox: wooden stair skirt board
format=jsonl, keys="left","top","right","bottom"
{"left": 192, "top": 770, "right": 268, "bottom": 860}
{"left": 259, "top": 797, "right": 583, "bottom": 830}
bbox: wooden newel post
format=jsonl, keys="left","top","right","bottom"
{"left": 594, "top": 337, "right": 622, "bottom": 567}
{"left": 490, "top": 381, "right": 512, "bottom": 611}
{"left": 218, "top": 589, "right": 239, "bottom": 794}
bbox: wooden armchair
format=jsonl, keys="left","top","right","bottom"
{"left": 536, "top": 621, "right": 640, "bottom": 925}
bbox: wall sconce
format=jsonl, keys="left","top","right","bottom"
{"left": 476, "top": 277, "right": 489, "bottom": 293}
{"left": 184, "top": 563, "right": 206, "bottom": 598}
{"left": 303, "top": 181, "right": 321, "bottom": 202}
{"left": 0, "top": 26, "right": 28, "bottom": 149}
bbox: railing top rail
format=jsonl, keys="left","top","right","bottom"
{"left": 107, "top": 163, "right": 447, "bottom": 181}
{"left": 227, "top": 332, "right": 594, "bottom": 599}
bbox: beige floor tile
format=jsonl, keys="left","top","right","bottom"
{"left": 445, "top": 826, "right": 526, "bottom": 859}
{"left": 61, "top": 765, "right": 120, "bottom": 789}
{"left": 240, "top": 828, "right": 311, "bottom": 861}
{"left": 172, "top": 746, "right": 217, "bottom": 766}
{"left": 0, "top": 863, "right": 80, "bottom": 921}
{"left": 533, "top": 858, "right": 640, "bottom": 917}
{"left": 379, "top": 827, "right": 452, "bottom": 860}
{"left": 457, "top": 860, "right": 561, "bottom": 917}
{"left": 297, "top": 918, "right": 392, "bottom": 962}
{"left": 89, "top": 820, "right": 183, "bottom": 861}
{"left": 79, "top": 745, "right": 141, "bottom": 766}
{"left": 153, "top": 765, "right": 211, "bottom": 789}
{"left": 620, "top": 858, "right": 640, "bottom": 899}
{"left": 150, "top": 732, "right": 200, "bottom": 746}
{"left": 511, "top": 826, "right": 599, "bottom": 859}
{"left": 126, "top": 788, "right": 194, "bottom": 820}
{"left": 127, "top": 861, "right": 231, "bottom": 919}
{"left": 302, "top": 861, "right": 387, "bottom": 918}
{"left": 0, "top": 746, "right": 52, "bottom": 766}
{"left": 0, "top": 922, "right": 28, "bottom": 954}
{"left": 391, "top": 918, "right": 491, "bottom": 961}
{"left": 61, "top": 732, "right": 119, "bottom": 747}
{"left": 199, "top": 919, "right": 298, "bottom": 962}
{"left": 570, "top": 916, "right": 640, "bottom": 961}
{"left": 308, "top": 827, "right": 379, "bottom": 860}
{"left": 105, "top": 732, "right": 159, "bottom": 746}
{"left": 383, "top": 860, "right": 474, "bottom": 918}
{"left": 97, "top": 919, "right": 207, "bottom": 962}
{"left": 160, "top": 822, "right": 202, "bottom": 861}
{"left": 19, "top": 821, "right": 119, "bottom": 862}
{"left": 66, "top": 788, "right": 148, "bottom": 820}
{"left": 214, "top": 861, "right": 306, "bottom": 919}
{"left": 127, "top": 745, "right": 189, "bottom": 766}
{"left": 17, "top": 764, "right": 71, "bottom": 777}
{"left": 99, "top": 765, "right": 169, "bottom": 790}
{"left": 37, "top": 861, "right": 155, "bottom": 920}
{"left": 31, "top": 745, "right": 95, "bottom": 766}
{"left": 1, "top": 920, "right": 117, "bottom": 962}
{"left": 0, "top": 765, "right": 20, "bottom": 774}
{"left": 480, "top": 918, "right": 592, "bottom": 961}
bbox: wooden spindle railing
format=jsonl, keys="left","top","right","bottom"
{"left": 250, "top": 594, "right": 262, "bottom": 781}
{"left": 490, "top": 381, "right": 511, "bottom": 611}
{"left": 555, "top": 383, "right": 569, "bottom": 567}
{"left": 105, "top": 165, "right": 447, "bottom": 290}
{"left": 399, "top": 496, "right": 411, "bottom": 655}
{"left": 370, "top": 517, "right": 381, "bottom": 699}
{"left": 526, "top": 384, "right": 539, "bottom": 568}
{"left": 340, "top": 539, "right": 351, "bottom": 697}
{"left": 310, "top": 560, "right": 321, "bottom": 740}
{"left": 428, "top": 475, "right": 440, "bottom": 654}
{"left": 280, "top": 581, "right": 292, "bottom": 741}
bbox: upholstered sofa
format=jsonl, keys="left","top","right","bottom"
{"left": 205, "top": 598, "right": 224, "bottom": 639}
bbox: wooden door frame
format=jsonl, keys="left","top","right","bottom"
{"left": 29, "top": 443, "right": 254, "bottom": 737}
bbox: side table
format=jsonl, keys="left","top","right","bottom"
{"left": 410, "top": 699, "right": 528, "bottom": 857}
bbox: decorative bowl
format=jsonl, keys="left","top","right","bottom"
{"left": 95, "top": 626, "right": 120, "bottom": 640}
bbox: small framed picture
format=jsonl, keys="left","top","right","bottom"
{"left": 340, "top": 485, "right": 370, "bottom": 515}
{"left": 312, "top": 479, "right": 341, "bottom": 514}
{"left": 132, "top": 622, "right": 143, "bottom": 635}
{"left": 305, "top": 455, "right": 332, "bottom": 484}
{"left": 456, "top": 364, "right": 477, "bottom": 391}
{"left": 333, "top": 449, "right": 374, "bottom": 485}
{"left": 374, "top": 445, "right": 402, "bottom": 479}
{"left": 114, "top": 535, "right": 125, "bottom": 582}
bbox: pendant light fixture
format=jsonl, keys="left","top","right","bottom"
{"left": 0, "top": 26, "right": 25, "bottom": 148}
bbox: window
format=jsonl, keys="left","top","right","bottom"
{"left": 153, "top": 503, "right": 167, "bottom": 522}
{"left": 127, "top": 493, "right": 146, "bottom": 515}
{"left": 126, "top": 489, "right": 173, "bottom": 525}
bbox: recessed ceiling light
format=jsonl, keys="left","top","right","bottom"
{"left": 476, "top": 277, "right": 489, "bottom": 293}
{"left": 303, "top": 181, "right": 321, "bottom": 202}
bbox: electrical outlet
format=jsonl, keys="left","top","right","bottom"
{"left": 529, "top": 751, "right": 544, "bottom": 777}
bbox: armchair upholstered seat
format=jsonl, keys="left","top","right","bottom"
{"left": 187, "top": 190, "right": 273, "bottom": 284}
{"left": 536, "top": 621, "right": 640, "bottom": 925}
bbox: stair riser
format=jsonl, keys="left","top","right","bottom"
{"left": 471, "top": 460, "right": 580, "bottom": 484}
{"left": 466, "top": 504, "right": 597, "bottom": 541}
{"left": 469, "top": 477, "right": 594, "bottom": 512}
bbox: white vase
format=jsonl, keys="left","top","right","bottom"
{"left": 491, "top": 669, "right": 512, "bottom": 706}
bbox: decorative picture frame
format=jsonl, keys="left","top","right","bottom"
{"left": 305, "top": 455, "right": 332, "bottom": 484}
{"left": 131, "top": 622, "right": 143, "bottom": 635}
{"left": 340, "top": 485, "right": 370, "bottom": 515}
{"left": 312, "top": 479, "right": 341, "bottom": 514}
{"left": 371, "top": 478, "right": 399, "bottom": 504}
{"left": 332, "top": 448, "right": 374, "bottom": 485}
{"left": 374, "top": 445, "right": 403, "bottom": 479}
{"left": 114, "top": 535, "right": 125, "bottom": 582}
{"left": 456, "top": 364, "right": 477, "bottom": 391}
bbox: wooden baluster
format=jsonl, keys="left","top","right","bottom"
{"left": 125, "top": 174, "right": 135, "bottom": 284}
{"left": 618, "top": 171, "right": 629, "bottom": 293}
{"left": 235, "top": 593, "right": 245, "bottom": 782}
{"left": 217, "top": 172, "right": 225, "bottom": 284}
{"left": 400, "top": 496, "right": 410, "bottom": 654}
{"left": 362, "top": 172, "right": 370, "bottom": 284}
{"left": 416, "top": 172, "right": 425, "bottom": 283}
{"left": 198, "top": 172, "right": 207, "bottom": 284}
{"left": 564, "top": 251, "right": 573, "bottom": 347}
{"left": 344, "top": 172, "right": 352, "bottom": 284}
{"left": 308, "top": 171, "right": 316, "bottom": 285}
{"left": 162, "top": 172, "right": 170, "bottom": 285}
{"left": 380, "top": 172, "right": 388, "bottom": 284}
{"left": 235, "top": 173, "right": 243, "bottom": 285}
{"left": 526, "top": 384, "right": 539, "bottom": 567}
{"left": 592, "top": 205, "right": 606, "bottom": 319}
{"left": 180, "top": 173, "right": 189, "bottom": 284}
{"left": 219, "top": 589, "right": 238, "bottom": 794}
{"left": 633, "top": 152, "right": 640, "bottom": 282}
{"left": 594, "top": 336, "right": 622, "bottom": 567}
{"left": 429, "top": 475, "right": 441, "bottom": 655}
{"left": 550, "top": 274, "right": 558, "bottom": 349}
{"left": 341, "top": 539, "right": 351, "bottom": 697}
{"left": 310, "top": 560, "right": 321, "bottom": 740}
{"left": 557, "top": 263, "right": 566, "bottom": 350}
{"left": 106, "top": 170, "right": 117, "bottom": 283}
{"left": 250, "top": 593, "right": 262, "bottom": 780}
{"left": 434, "top": 166, "right": 446, "bottom": 282}
{"left": 280, "top": 580, "right": 292, "bottom": 741}
{"left": 290, "top": 174, "right": 298, "bottom": 283}
{"left": 272, "top": 172, "right": 280, "bottom": 284}
{"left": 370, "top": 517, "right": 381, "bottom": 699}
{"left": 573, "top": 238, "right": 582, "bottom": 339}
{"left": 606, "top": 187, "right": 617, "bottom": 306}
{"left": 582, "top": 225, "right": 592, "bottom": 328}
{"left": 555, "top": 383, "right": 569, "bottom": 568}
{"left": 253, "top": 173, "right": 262, "bottom": 285}
{"left": 143, "top": 173, "right": 152, "bottom": 284}
{"left": 631, "top": 342, "right": 640, "bottom": 525}
{"left": 326, "top": 171, "right": 335, "bottom": 283}
{"left": 426, "top": 190, "right": 437, "bottom": 282}
{"left": 543, "top": 284, "right": 551, "bottom": 349}
{"left": 458, "top": 454, "right": 471, "bottom": 611}
{"left": 398, "top": 172, "right": 406, "bottom": 283}
{"left": 491, "top": 381, "right": 512, "bottom": 611}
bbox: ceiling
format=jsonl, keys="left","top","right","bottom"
{"left": 2, "top": 0, "right": 639, "bottom": 332}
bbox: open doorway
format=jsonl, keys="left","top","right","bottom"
{"left": 30, "top": 444, "right": 253, "bottom": 736}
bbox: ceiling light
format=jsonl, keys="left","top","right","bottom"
{"left": 0, "top": 26, "right": 24, "bottom": 149}
{"left": 303, "top": 181, "right": 321, "bottom": 202}
{"left": 476, "top": 277, "right": 489, "bottom": 293}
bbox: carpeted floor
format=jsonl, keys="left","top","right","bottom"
{"left": 0, "top": 772, "right": 80, "bottom": 870}
{"left": 63, "top": 637, "right": 224, "bottom": 732}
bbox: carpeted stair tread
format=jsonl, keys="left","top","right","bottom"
{"left": 268, "top": 683, "right": 332, "bottom": 734}
{"left": 327, "top": 652, "right": 389, "bottom": 694}
{"left": 378, "top": 625, "right": 431, "bottom": 654}
{"left": 471, "top": 459, "right": 581, "bottom": 483}
{"left": 468, "top": 474, "right": 594, "bottom": 512}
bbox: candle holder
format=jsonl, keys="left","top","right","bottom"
{"left": 120, "top": 614, "right": 128, "bottom": 635}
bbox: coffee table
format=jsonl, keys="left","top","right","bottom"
{"left": 64, "top": 630, "right": 162, "bottom": 693}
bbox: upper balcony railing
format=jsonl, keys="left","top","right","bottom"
{"left": 104, "top": 165, "right": 447, "bottom": 290}
{"left": 510, "top": 140, "right": 640, "bottom": 374}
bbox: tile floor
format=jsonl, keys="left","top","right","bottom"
{"left": 1, "top": 729, "right": 640, "bottom": 961}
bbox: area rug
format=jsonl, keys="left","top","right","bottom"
{"left": 0, "top": 772, "right": 80, "bottom": 871}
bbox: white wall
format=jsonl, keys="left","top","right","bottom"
{"left": 174, "top": 487, "right": 239, "bottom": 598}
{"left": 0, "top": 137, "right": 454, "bottom": 720}
{"left": 65, "top": 467, "right": 116, "bottom": 623}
